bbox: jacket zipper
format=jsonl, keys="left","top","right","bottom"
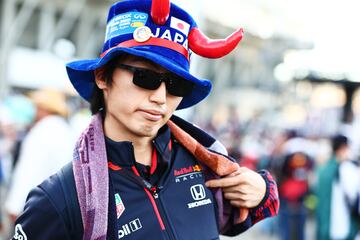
{"left": 131, "top": 167, "right": 175, "bottom": 239}
{"left": 150, "top": 186, "right": 177, "bottom": 240}
{"left": 143, "top": 187, "right": 165, "bottom": 229}
{"left": 151, "top": 140, "right": 177, "bottom": 240}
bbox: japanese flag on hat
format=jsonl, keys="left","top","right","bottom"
{"left": 170, "top": 16, "right": 190, "bottom": 35}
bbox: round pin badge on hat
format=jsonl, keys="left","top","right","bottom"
{"left": 133, "top": 26, "right": 152, "bottom": 42}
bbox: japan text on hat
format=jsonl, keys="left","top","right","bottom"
{"left": 66, "top": 0, "right": 243, "bottom": 109}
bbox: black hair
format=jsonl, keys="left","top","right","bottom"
{"left": 89, "top": 86, "right": 105, "bottom": 114}
{"left": 332, "top": 134, "right": 348, "bottom": 152}
{"left": 89, "top": 54, "right": 127, "bottom": 114}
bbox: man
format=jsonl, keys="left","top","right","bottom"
{"left": 12, "top": 1, "right": 279, "bottom": 239}
{"left": 275, "top": 130, "right": 314, "bottom": 240}
{"left": 316, "top": 134, "right": 360, "bottom": 240}
{"left": 6, "top": 89, "right": 74, "bottom": 224}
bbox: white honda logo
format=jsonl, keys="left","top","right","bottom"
{"left": 190, "top": 184, "right": 206, "bottom": 201}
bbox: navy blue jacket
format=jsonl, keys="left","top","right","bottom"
{"left": 13, "top": 117, "right": 278, "bottom": 240}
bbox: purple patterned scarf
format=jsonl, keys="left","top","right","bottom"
{"left": 72, "top": 113, "right": 108, "bottom": 240}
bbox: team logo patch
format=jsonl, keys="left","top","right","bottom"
{"left": 188, "top": 184, "right": 212, "bottom": 209}
{"left": 13, "top": 224, "right": 27, "bottom": 240}
{"left": 190, "top": 184, "right": 206, "bottom": 200}
{"left": 118, "top": 218, "right": 143, "bottom": 239}
{"left": 174, "top": 164, "right": 202, "bottom": 183}
{"left": 115, "top": 193, "right": 125, "bottom": 219}
{"left": 174, "top": 164, "right": 202, "bottom": 176}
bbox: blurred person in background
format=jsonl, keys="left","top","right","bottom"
{"left": 271, "top": 130, "right": 314, "bottom": 240}
{"left": 0, "top": 116, "right": 19, "bottom": 233}
{"left": 11, "top": 0, "right": 279, "bottom": 239}
{"left": 0, "top": 95, "right": 35, "bottom": 176}
{"left": 4, "top": 89, "right": 74, "bottom": 227}
{"left": 278, "top": 152, "right": 313, "bottom": 240}
{"left": 0, "top": 95, "right": 35, "bottom": 233}
{"left": 316, "top": 134, "right": 360, "bottom": 240}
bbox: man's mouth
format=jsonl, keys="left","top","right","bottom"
{"left": 138, "top": 109, "right": 164, "bottom": 121}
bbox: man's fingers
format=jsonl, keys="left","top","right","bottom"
{"left": 205, "top": 174, "right": 246, "bottom": 188}
{"left": 223, "top": 192, "right": 244, "bottom": 200}
{"left": 227, "top": 167, "right": 248, "bottom": 177}
{"left": 222, "top": 185, "right": 249, "bottom": 194}
{"left": 230, "top": 200, "right": 253, "bottom": 208}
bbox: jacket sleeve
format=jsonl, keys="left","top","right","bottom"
{"left": 222, "top": 170, "right": 279, "bottom": 236}
{"left": 11, "top": 175, "right": 73, "bottom": 240}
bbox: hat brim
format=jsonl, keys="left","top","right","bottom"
{"left": 66, "top": 47, "right": 212, "bottom": 109}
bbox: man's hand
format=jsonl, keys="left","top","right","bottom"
{"left": 205, "top": 167, "right": 266, "bottom": 208}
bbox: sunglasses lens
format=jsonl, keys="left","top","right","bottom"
{"left": 133, "top": 69, "right": 160, "bottom": 90}
{"left": 166, "top": 76, "right": 194, "bottom": 97}
{"left": 123, "top": 64, "right": 194, "bottom": 97}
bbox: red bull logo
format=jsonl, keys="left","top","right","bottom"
{"left": 174, "top": 164, "right": 202, "bottom": 176}
{"left": 174, "top": 165, "right": 202, "bottom": 183}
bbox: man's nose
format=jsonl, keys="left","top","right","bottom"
{"left": 149, "top": 82, "right": 167, "bottom": 104}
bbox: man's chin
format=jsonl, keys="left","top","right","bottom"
{"left": 137, "top": 124, "right": 160, "bottom": 138}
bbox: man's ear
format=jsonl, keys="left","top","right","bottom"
{"left": 94, "top": 68, "right": 107, "bottom": 90}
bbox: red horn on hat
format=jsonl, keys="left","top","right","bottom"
{"left": 188, "top": 27, "right": 244, "bottom": 58}
{"left": 151, "top": 0, "right": 170, "bottom": 25}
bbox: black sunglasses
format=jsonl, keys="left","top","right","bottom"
{"left": 116, "top": 64, "right": 194, "bottom": 97}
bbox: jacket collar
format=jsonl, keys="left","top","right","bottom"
{"left": 105, "top": 124, "right": 171, "bottom": 167}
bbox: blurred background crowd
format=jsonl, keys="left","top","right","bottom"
{"left": 1, "top": 0, "right": 360, "bottom": 239}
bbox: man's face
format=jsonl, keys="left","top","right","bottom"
{"left": 337, "top": 144, "right": 349, "bottom": 162}
{"left": 34, "top": 105, "right": 50, "bottom": 122}
{"left": 98, "top": 56, "right": 183, "bottom": 141}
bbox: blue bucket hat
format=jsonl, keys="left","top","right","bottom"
{"left": 66, "top": 0, "right": 243, "bottom": 109}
